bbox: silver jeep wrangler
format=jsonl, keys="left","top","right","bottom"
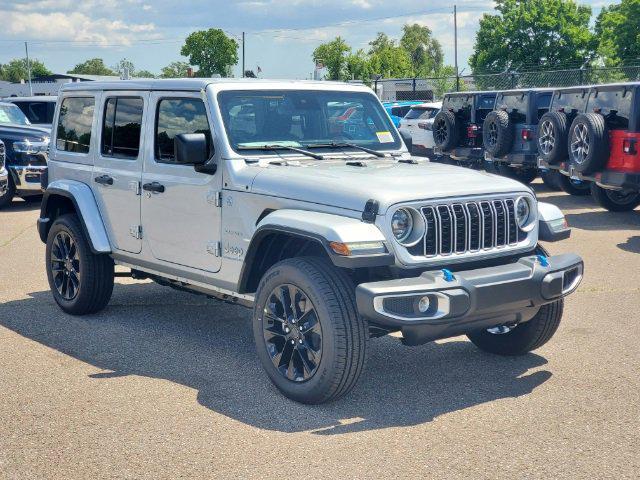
{"left": 38, "top": 79, "right": 583, "bottom": 404}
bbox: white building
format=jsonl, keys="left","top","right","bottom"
{"left": 0, "top": 73, "right": 121, "bottom": 98}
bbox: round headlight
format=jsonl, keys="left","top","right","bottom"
{"left": 391, "top": 208, "right": 413, "bottom": 243}
{"left": 515, "top": 197, "right": 532, "bottom": 229}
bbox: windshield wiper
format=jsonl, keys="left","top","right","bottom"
{"left": 237, "top": 144, "right": 324, "bottom": 160}
{"left": 305, "top": 142, "right": 386, "bottom": 158}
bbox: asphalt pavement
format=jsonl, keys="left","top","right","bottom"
{"left": 0, "top": 181, "right": 638, "bottom": 479}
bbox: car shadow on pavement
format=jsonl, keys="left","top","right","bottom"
{"left": 3, "top": 199, "right": 42, "bottom": 212}
{"left": 618, "top": 236, "right": 640, "bottom": 253}
{"left": 563, "top": 210, "right": 640, "bottom": 232}
{"left": 0, "top": 283, "right": 552, "bottom": 435}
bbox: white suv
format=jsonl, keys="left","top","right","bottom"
{"left": 399, "top": 101, "right": 441, "bottom": 156}
{"left": 38, "top": 79, "right": 582, "bottom": 404}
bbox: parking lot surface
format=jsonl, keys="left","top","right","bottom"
{"left": 0, "top": 182, "right": 638, "bottom": 479}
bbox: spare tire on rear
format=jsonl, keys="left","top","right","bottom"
{"left": 537, "top": 111, "right": 569, "bottom": 164}
{"left": 432, "top": 110, "right": 458, "bottom": 152}
{"left": 567, "top": 113, "right": 609, "bottom": 175}
{"left": 483, "top": 110, "right": 514, "bottom": 157}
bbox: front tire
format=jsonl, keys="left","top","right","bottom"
{"left": 467, "top": 299, "right": 564, "bottom": 356}
{"left": 253, "top": 257, "right": 367, "bottom": 404}
{"left": 541, "top": 170, "right": 562, "bottom": 191}
{"left": 590, "top": 184, "right": 640, "bottom": 212}
{"left": 46, "top": 214, "right": 114, "bottom": 315}
{"left": 0, "top": 175, "right": 15, "bottom": 209}
{"left": 496, "top": 164, "right": 538, "bottom": 184}
{"left": 558, "top": 175, "right": 591, "bottom": 196}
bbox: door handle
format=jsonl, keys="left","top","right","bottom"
{"left": 94, "top": 175, "right": 113, "bottom": 186}
{"left": 142, "top": 182, "right": 165, "bottom": 193}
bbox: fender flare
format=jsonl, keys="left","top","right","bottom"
{"left": 38, "top": 179, "right": 111, "bottom": 253}
{"left": 237, "top": 209, "right": 393, "bottom": 294}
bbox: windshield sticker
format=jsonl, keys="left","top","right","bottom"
{"left": 376, "top": 131, "right": 394, "bottom": 143}
{"left": 0, "top": 111, "right": 10, "bottom": 123}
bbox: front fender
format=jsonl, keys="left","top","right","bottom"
{"left": 39, "top": 179, "right": 111, "bottom": 253}
{"left": 538, "top": 202, "right": 571, "bottom": 242}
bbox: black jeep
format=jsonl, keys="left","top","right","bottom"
{"left": 535, "top": 87, "right": 593, "bottom": 196}
{"left": 482, "top": 89, "right": 553, "bottom": 184}
{"left": 432, "top": 91, "right": 496, "bottom": 166}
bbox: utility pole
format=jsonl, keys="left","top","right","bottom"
{"left": 242, "top": 32, "right": 245, "bottom": 78}
{"left": 25, "top": 41, "right": 33, "bottom": 96}
{"left": 454, "top": 5, "right": 459, "bottom": 92}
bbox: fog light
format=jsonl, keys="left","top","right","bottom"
{"left": 417, "top": 296, "right": 431, "bottom": 313}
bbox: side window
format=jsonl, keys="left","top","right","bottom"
{"left": 588, "top": 90, "right": 631, "bottom": 130}
{"left": 155, "top": 98, "right": 212, "bottom": 163}
{"left": 56, "top": 97, "right": 95, "bottom": 154}
{"left": 101, "top": 97, "right": 144, "bottom": 159}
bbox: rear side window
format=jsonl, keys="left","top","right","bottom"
{"left": 155, "top": 98, "right": 212, "bottom": 163}
{"left": 405, "top": 107, "right": 438, "bottom": 120}
{"left": 536, "top": 93, "right": 552, "bottom": 120}
{"left": 588, "top": 89, "right": 632, "bottom": 130}
{"left": 477, "top": 95, "right": 496, "bottom": 110}
{"left": 101, "top": 97, "right": 144, "bottom": 159}
{"left": 552, "top": 91, "right": 588, "bottom": 114}
{"left": 497, "top": 94, "right": 527, "bottom": 123}
{"left": 14, "top": 101, "right": 55, "bottom": 124}
{"left": 56, "top": 97, "right": 95, "bottom": 154}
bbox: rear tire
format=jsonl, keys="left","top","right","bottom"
{"left": 483, "top": 110, "right": 514, "bottom": 157}
{"left": 253, "top": 257, "right": 367, "bottom": 404}
{"left": 0, "top": 175, "right": 15, "bottom": 209}
{"left": 496, "top": 164, "right": 538, "bottom": 184}
{"left": 537, "top": 111, "right": 568, "bottom": 164}
{"left": 46, "top": 214, "right": 114, "bottom": 315}
{"left": 432, "top": 111, "right": 458, "bottom": 152}
{"left": 541, "top": 170, "right": 563, "bottom": 191}
{"left": 567, "top": 113, "right": 608, "bottom": 175}
{"left": 467, "top": 299, "right": 564, "bottom": 356}
{"left": 558, "top": 175, "right": 591, "bottom": 196}
{"left": 590, "top": 184, "right": 640, "bottom": 212}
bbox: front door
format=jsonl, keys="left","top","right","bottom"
{"left": 141, "top": 92, "right": 222, "bottom": 273}
{"left": 92, "top": 92, "right": 148, "bottom": 254}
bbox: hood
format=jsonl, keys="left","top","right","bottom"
{"left": 0, "top": 124, "right": 50, "bottom": 142}
{"left": 250, "top": 158, "right": 532, "bottom": 213}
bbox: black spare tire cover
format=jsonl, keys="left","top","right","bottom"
{"left": 432, "top": 110, "right": 458, "bottom": 152}
{"left": 483, "top": 110, "right": 514, "bottom": 157}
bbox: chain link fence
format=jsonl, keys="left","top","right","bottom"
{"left": 377, "top": 65, "right": 640, "bottom": 101}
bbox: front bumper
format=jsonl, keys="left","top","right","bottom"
{"left": 10, "top": 165, "right": 47, "bottom": 193}
{"left": 0, "top": 167, "right": 8, "bottom": 195}
{"left": 356, "top": 253, "right": 583, "bottom": 345}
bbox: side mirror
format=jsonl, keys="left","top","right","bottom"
{"left": 399, "top": 128, "right": 412, "bottom": 152}
{"left": 174, "top": 133, "right": 217, "bottom": 174}
{"left": 174, "top": 133, "right": 208, "bottom": 165}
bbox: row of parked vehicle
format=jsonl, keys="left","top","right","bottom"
{"left": 0, "top": 96, "right": 56, "bottom": 208}
{"left": 428, "top": 83, "right": 640, "bottom": 212}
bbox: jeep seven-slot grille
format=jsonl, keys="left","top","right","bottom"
{"left": 414, "top": 198, "right": 522, "bottom": 258}
{"left": 0, "top": 142, "right": 5, "bottom": 169}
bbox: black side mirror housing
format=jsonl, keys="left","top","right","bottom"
{"left": 399, "top": 128, "right": 412, "bottom": 152}
{"left": 174, "top": 133, "right": 217, "bottom": 174}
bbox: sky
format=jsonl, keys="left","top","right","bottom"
{"left": 0, "top": 0, "right": 618, "bottom": 80}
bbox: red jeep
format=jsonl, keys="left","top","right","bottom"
{"left": 538, "top": 83, "right": 640, "bottom": 211}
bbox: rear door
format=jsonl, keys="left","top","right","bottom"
{"left": 92, "top": 92, "right": 147, "bottom": 254}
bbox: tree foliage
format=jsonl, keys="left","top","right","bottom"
{"left": 0, "top": 58, "right": 52, "bottom": 82}
{"left": 160, "top": 61, "right": 191, "bottom": 78}
{"left": 595, "top": 0, "right": 640, "bottom": 66}
{"left": 112, "top": 58, "right": 136, "bottom": 78}
{"left": 180, "top": 29, "right": 238, "bottom": 77}
{"left": 68, "top": 58, "right": 115, "bottom": 76}
{"left": 469, "top": 0, "right": 595, "bottom": 73}
{"left": 400, "top": 24, "right": 444, "bottom": 76}
{"left": 312, "top": 37, "right": 351, "bottom": 81}
{"left": 368, "top": 33, "right": 413, "bottom": 78}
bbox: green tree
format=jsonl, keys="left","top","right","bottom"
{"left": 595, "top": 0, "right": 640, "bottom": 66}
{"left": 134, "top": 70, "right": 156, "bottom": 78}
{"left": 67, "top": 58, "right": 115, "bottom": 76}
{"left": 0, "top": 58, "right": 51, "bottom": 82}
{"left": 345, "top": 49, "right": 372, "bottom": 82}
{"left": 180, "top": 29, "right": 238, "bottom": 77}
{"left": 469, "top": 0, "right": 595, "bottom": 73}
{"left": 160, "top": 61, "right": 191, "bottom": 78}
{"left": 313, "top": 37, "right": 351, "bottom": 81}
{"left": 400, "top": 24, "right": 444, "bottom": 76}
{"left": 368, "top": 33, "right": 412, "bottom": 78}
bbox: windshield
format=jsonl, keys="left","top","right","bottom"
{"left": 0, "top": 104, "right": 31, "bottom": 126}
{"left": 218, "top": 90, "right": 401, "bottom": 154}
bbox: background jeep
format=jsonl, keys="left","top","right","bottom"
{"left": 482, "top": 89, "right": 553, "bottom": 185}
{"left": 38, "top": 79, "right": 582, "bottom": 404}
{"left": 432, "top": 91, "right": 496, "bottom": 165}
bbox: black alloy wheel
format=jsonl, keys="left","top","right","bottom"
{"left": 262, "top": 283, "right": 323, "bottom": 382}
{"left": 50, "top": 231, "right": 81, "bottom": 301}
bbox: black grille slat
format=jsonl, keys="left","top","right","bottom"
{"left": 466, "top": 203, "right": 482, "bottom": 251}
{"left": 480, "top": 202, "right": 494, "bottom": 249}
{"left": 423, "top": 207, "right": 438, "bottom": 256}
{"left": 493, "top": 200, "right": 507, "bottom": 247}
{"left": 452, "top": 204, "right": 467, "bottom": 253}
{"left": 505, "top": 199, "right": 517, "bottom": 245}
{"left": 437, "top": 205, "right": 453, "bottom": 255}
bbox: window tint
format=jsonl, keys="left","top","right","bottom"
{"left": 102, "top": 97, "right": 144, "bottom": 159}
{"left": 405, "top": 107, "right": 438, "bottom": 120}
{"left": 588, "top": 89, "right": 632, "bottom": 129}
{"left": 477, "top": 94, "right": 496, "bottom": 110}
{"left": 497, "top": 94, "right": 527, "bottom": 123}
{"left": 56, "top": 97, "right": 95, "bottom": 153}
{"left": 536, "top": 93, "right": 552, "bottom": 120}
{"left": 552, "top": 90, "right": 588, "bottom": 113}
{"left": 156, "top": 98, "right": 212, "bottom": 162}
{"left": 14, "top": 101, "right": 52, "bottom": 123}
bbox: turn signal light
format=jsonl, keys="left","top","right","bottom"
{"left": 329, "top": 241, "right": 386, "bottom": 256}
